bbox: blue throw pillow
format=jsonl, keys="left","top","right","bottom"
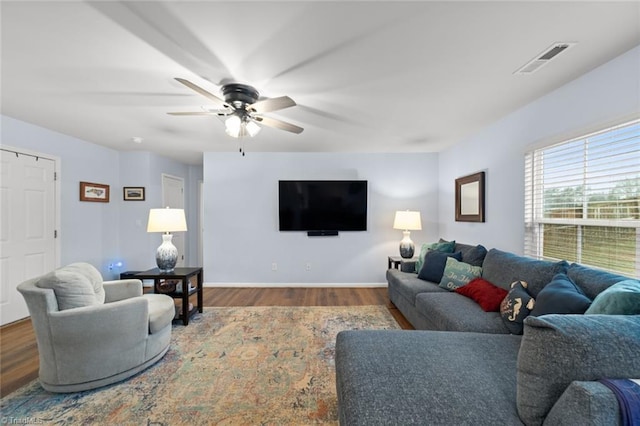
{"left": 417, "top": 250, "right": 462, "bottom": 283}
{"left": 415, "top": 240, "right": 456, "bottom": 274}
{"left": 585, "top": 280, "right": 640, "bottom": 315}
{"left": 461, "top": 244, "right": 488, "bottom": 267}
{"left": 530, "top": 273, "right": 592, "bottom": 316}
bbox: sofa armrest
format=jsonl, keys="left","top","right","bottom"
{"left": 543, "top": 381, "right": 621, "bottom": 426}
{"left": 103, "top": 279, "right": 143, "bottom": 302}
{"left": 517, "top": 314, "right": 640, "bottom": 425}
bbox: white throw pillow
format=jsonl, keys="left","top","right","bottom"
{"left": 36, "top": 269, "right": 100, "bottom": 310}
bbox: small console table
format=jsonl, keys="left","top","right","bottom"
{"left": 134, "top": 267, "right": 203, "bottom": 326}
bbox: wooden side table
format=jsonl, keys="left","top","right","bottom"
{"left": 388, "top": 256, "right": 418, "bottom": 272}
{"left": 134, "top": 267, "right": 203, "bottom": 325}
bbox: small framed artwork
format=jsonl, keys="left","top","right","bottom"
{"left": 123, "top": 187, "right": 145, "bottom": 201}
{"left": 80, "top": 181, "right": 110, "bottom": 202}
{"left": 455, "top": 171, "right": 485, "bottom": 222}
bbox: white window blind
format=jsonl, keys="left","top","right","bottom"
{"left": 524, "top": 119, "right": 640, "bottom": 277}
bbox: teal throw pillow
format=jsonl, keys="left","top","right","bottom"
{"left": 585, "top": 280, "right": 640, "bottom": 315}
{"left": 438, "top": 257, "right": 482, "bottom": 291}
{"left": 415, "top": 240, "right": 456, "bottom": 273}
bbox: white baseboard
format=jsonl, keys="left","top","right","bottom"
{"left": 202, "top": 282, "right": 388, "bottom": 288}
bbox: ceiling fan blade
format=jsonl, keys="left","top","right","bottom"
{"left": 167, "top": 111, "right": 222, "bottom": 116}
{"left": 174, "top": 78, "right": 227, "bottom": 106}
{"left": 249, "top": 96, "right": 296, "bottom": 113}
{"left": 254, "top": 116, "right": 304, "bottom": 134}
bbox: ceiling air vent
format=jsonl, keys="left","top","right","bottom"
{"left": 514, "top": 42, "right": 577, "bottom": 75}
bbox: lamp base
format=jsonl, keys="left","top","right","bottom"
{"left": 399, "top": 230, "right": 415, "bottom": 259}
{"left": 156, "top": 233, "right": 178, "bottom": 272}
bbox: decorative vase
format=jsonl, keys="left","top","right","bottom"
{"left": 156, "top": 233, "right": 178, "bottom": 272}
{"left": 399, "top": 230, "right": 415, "bottom": 258}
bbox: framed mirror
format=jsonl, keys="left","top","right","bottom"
{"left": 455, "top": 171, "right": 485, "bottom": 222}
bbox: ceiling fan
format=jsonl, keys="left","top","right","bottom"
{"left": 168, "top": 78, "right": 304, "bottom": 141}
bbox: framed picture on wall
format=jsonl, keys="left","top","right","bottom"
{"left": 455, "top": 171, "right": 485, "bottom": 222}
{"left": 79, "top": 181, "right": 110, "bottom": 203}
{"left": 123, "top": 187, "right": 145, "bottom": 201}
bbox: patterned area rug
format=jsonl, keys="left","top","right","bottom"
{"left": 1, "top": 305, "right": 400, "bottom": 425}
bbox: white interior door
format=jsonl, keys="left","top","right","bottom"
{"left": 1, "top": 149, "right": 57, "bottom": 325}
{"left": 162, "top": 174, "right": 186, "bottom": 267}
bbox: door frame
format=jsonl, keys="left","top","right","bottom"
{"left": 1, "top": 145, "right": 61, "bottom": 268}
{"left": 161, "top": 173, "right": 186, "bottom": 265}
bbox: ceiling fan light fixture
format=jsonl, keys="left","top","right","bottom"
{"left": 245, "top": 120, "right": 261, "bottom": 137}
{"left": 225, "top": 115, "right": 242, "bottom": 138}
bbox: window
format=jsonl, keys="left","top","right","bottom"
{"left": 524, "top": 119, "right": 640, "bottom": 277}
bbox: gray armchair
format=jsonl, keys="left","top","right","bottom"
{"left": 17, "top": 263, "right": 174, "bottom": 393}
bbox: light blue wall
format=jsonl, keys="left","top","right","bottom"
{"left": 1, "top": 116, "right": 201, "bottom": 278}
{"left": 3, "top": 45, "right": 637, "bottom": 284}
{"left": 438, "top": 45, "right": 640, "bottom": 254}
{"left": 202, "top": 152, "right": 439, "bottom": 284}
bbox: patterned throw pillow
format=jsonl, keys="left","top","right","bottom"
{"left": 500, "top": 280, "right": 535, "bottom": 335}
{"left": 455, "top": 277, "right": 508, "bottom": 312}
{"left": 415, "top": 240, "right": 456, "bottom": 274}
{"left": 438, "top": 257, "right": 482, "bottom": 291}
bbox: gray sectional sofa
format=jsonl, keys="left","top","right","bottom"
{"left": 335, "top": 243, "right": 640, "bottom": 425}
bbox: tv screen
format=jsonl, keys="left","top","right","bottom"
{"left": 279, "top": 180, "right": 368, "bottom": 232}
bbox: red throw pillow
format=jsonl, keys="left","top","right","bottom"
{"left": 455, "top": 277, "right": 508, "bottom": 312}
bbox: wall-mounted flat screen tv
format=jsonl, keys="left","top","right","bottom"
{"left": 279, "top": 180, "right": 368, "bottom": 232}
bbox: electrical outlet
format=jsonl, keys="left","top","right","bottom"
{"left": 305, "top": 263, "right": 311, "bottom": 271}
{"left": 272, "top": 262, "right": 278, "bottom": 271}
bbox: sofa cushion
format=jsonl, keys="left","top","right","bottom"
{"left": 530, "top": 273, "right": 591, "bottom": 317}
{"left": 438, "top": 257, "right": 482, "bottom": 291}
{"left": 415, "top": 292, "right": 510, "bottom": 333}
{"left": 417, "top": 250, "right": 462, "bottom": 282}
{"left": 585, "top": 280, "right": 640, "bottom": 315}
{"left": 482, "top": 249, "right": 569, "bottom": 296}
{"left": 517, "top": 314, "right": 640, "bottom": 426}
{"left": 543, "top": 381, "right": 622, "bottom": 426}
{"left": 455, "top": 277, "right": 508, "bottom": 312}
{"left": 567, "top": 263, "right": 631, "bottom": 300}
{"left": 500, "top": 281, "right": 535, "bottom": 335}
{"left": 336, "top": 329, "right": 523, "bottom": 425}
{"left": 386, "top": 269, "right": 447, "bottom": 306}
{"left": 35, "top": 269, "right": 101, "bottom": 310}
{"left": 142, "top": 294, "right": 175, "bottom": 334}
{"left": 416, "top": 240, "right": 456, "bottom": 274}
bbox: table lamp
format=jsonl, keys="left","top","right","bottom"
{"left": 147, "top": 207, "right": 187, "bottom": 272}
{"left": 393, "top": 210, "right": 422, "bottom": 258}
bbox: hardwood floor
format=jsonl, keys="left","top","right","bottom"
{"left": 1, "top": 287, "right": 412, "bottom": 397}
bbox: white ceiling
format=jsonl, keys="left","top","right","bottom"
{"left": 2, "top": 1, "right": 639, "bottom": 165}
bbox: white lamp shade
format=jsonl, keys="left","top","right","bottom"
{"left": 147, "top": 208, "right": 188, "bottom": 233}
{"left": 393, "top": 210, "right": 422, "bottom": 231}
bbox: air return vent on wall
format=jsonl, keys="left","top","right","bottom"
{"left": 514, "top": 42, "right": 577, "bottom": 74}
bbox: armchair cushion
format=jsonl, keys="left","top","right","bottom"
{"left": 35, "top": 269, "right": 100, "bottom": 311}
{"left": 63, "top": 262, "right": 106, "bottom": 303}
{"left": 142, "top": 294, "right": 175, "bottom": 334}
